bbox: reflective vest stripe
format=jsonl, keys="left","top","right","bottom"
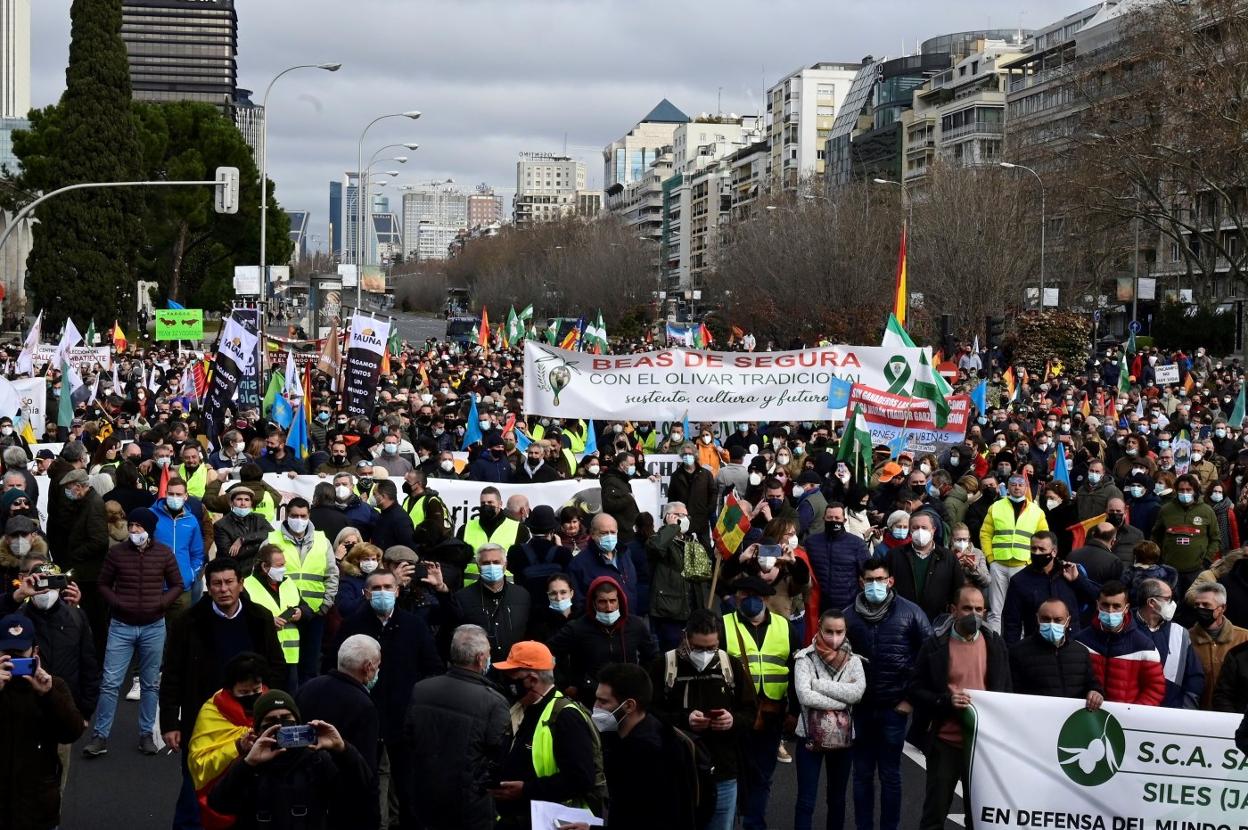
{"left": 723, "top": 611, "right": 791, "bottom": 700}
{"left": 266, "top": 530, "right": 331, "bottom": 612}
{"left": 243, "top": 575, "right": 300, "bottom": 664}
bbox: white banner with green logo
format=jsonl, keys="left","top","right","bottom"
{"left": 968, "top": 691, "right": 1248, "bottom": 827}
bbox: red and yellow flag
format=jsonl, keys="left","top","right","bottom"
{"left": 712, "top": 490, "right": 752, "bottom": 560}
{"left": 1080, "top": 393, "right": 1091, "bottom": 418}
{"left": 111, "top": 321, "right": 127, "bottom": 353}
{"left": 1067, "top": 513, "right": 1107, "bottom": 550}
{"left": 1002, "top": 367, "right": 1017, "bottom": 401}
{"left": 892, "top": 224, "right": 908, "bottom": 328}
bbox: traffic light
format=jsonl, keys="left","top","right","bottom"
{"left": 214, "top": 166, "right": 239, "bottom": 214}
{"left": 986, "top": 315, "right": 1005, "bottom": 352}
{"left": 940, "top": 314, "right": 955, "bottom": 359}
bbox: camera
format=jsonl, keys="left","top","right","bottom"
{"left": 35, "top": 574, "right": 69, "bottom": 591}
{"left": 274, "top": 724, "right": 317, "bottom": 749}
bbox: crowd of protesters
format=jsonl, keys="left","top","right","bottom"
{"left": 1, "top": 329, "right": 1248, "bottom": 830}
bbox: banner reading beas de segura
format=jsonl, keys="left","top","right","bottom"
{"left": 523, "top": 341, "right": 927, "bottom": 421}
{"left": 967, "top": 690, "right": 1248, "bottom": 830}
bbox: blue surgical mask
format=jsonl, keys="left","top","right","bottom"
{"left": 231, "top": 506, "right": 252, "bottom": 518}
{"left": 681, "top": 453, "right": 696, "bottom": 466}
{"left": 625, "top": 465, "right": 636, "bottom": 477}
{"left": 596, "top": 609, "right": 621, "bottom": 626}
{"left": 369, "top": 589, "right": 396, "bottom": 615}
{"left": 739, "top": 595, "right": 765, "bottom": 618}
{"left": 550, "top": 598, "right": 572, "bottom": 613}
{"left": 1099, "top": 610, "right": 1124, "bottom": 630}
{"left": 383, "top": 443, "right": 398, "bottom": 455}
{"left": 1087, "top": 472, "right": 1102, "bottom": 485}
{"left": 480, "top": 563, "right": 505, "bottom": 583}
{"left": 317, "top": 411, "right": 331, "bottom": 423}
{"left": 597, "top": 533, "right": 618, "bottom": 553}
{"left": 1039, "top": 621, "right": 1066, "bottom": 644}
{"left": 165, "top": 495, "right": 185, "bottom": 512}
{"left": 863, "top": 581, "right": 889, "bottom": 604}
{"left": 1178, "top": 492, "right": 1195, "bottom": 505}
{"left": 890, "top": 526, "right": 908, "bottom": 540}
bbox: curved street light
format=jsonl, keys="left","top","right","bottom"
{"left": 355, "top": 112, "right": 421, "bottom": 304}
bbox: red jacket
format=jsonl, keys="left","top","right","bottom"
{"left": 1074, "top": 614, "right": 1165, "bottom": 705}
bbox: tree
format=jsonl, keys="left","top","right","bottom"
{"left": 15, "top": 0, "right": 145, "bottom": 329}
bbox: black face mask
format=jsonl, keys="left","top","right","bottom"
{"left": 236, "top": 692, "right": 261, "bottom": 714}
{"left": 954, "top": 613, "right": 983, "bottom": 639}
{"left": 1031, "top": 554, "right": 1054, "bottom": 570}
{"left": 479, "top": 505, "right": 498, "bottom": 522}
{"left": 505, "top": 678, "right": 527, "bottom": 703}
{"left": 827, "top": 521, "right": 845, "bottom": 535}
{"left": 1106, "top": 514, "right": 1124, "bottom": 528}
{"left": 1193, "top": 606, "right": 1217, "bottom": 628}
{"left": 332, "top": 455, "right": 347, "bottom": 465}
{"left": 767, "top": 498, "right": 784, "bottom": 511}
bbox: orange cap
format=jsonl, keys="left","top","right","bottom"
{"left": 494, "top": 641, "right": 555, "bottom": 671}
{"left": 874, "top": 461, "right": 904, "bottom": 483}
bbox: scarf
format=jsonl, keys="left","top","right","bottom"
{"left": 812, "top": 631, "right": 851, "bottom": 666}
{"left": 854, "top": 590, "right": 894, "bottom": 624}
{"left": 1211, "top": 497, "right": 1232, "bottom": 553}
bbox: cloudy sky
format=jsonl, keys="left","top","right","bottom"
{"left": 32, "top": 0, "right": 1080, "bottom": 252}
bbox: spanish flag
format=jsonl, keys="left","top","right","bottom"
{"left": 1080, "top": 393, "right": 1091, "bottom": 417}
{"left": 892, "top": 224, "right": 908, "bottom": 328}
{"left": 1067, "top": 513, "right": 1107, "bottom": 550}
{"left": 111, "top": 321, "right": 127, "bottom": 353}
{"left": 477, "top": 307, "right": 491, "bottom": 355}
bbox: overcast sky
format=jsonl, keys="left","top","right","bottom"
{"left": 32, "top": 0, "right": 1081, "bottom": 252}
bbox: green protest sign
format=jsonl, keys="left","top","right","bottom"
{"left": 155, "top": 309, "right": 204, "bottom": 341}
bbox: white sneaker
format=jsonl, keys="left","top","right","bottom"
{"left": 125, "top": 677, "right": 141, "bottom": 701}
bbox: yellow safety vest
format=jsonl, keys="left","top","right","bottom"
{"left": 266, "top": 529, "right": 332, "bottom": 612}
{"left": 565, "top": 420, "right": 587, "bottom": 454}
{"left": 462, "top": 517, "right": 521, "bottom": 585}
{"left": 177, "top": 464, "right": 209, "bottom": 498}
{"left": 724, "top": 610, "right": 791, "bottom": 701}
{"left": 982, "top": 499, "right": 1049, "bottom": 567}
{"left": 530, "top": 692, "right": 606, "bottom": 813}
{"left": 253, "top": 490, "right": 277, "bottom": 523}
{"left": 243, "top": 574, "right": 301, "bottom": 665}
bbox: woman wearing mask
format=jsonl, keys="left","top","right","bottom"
{"left": 873, "top": 510, "right": 911, "bottom": 558}
{"left": 335, "top": 541, "right": 380, "bottom": 622}
{"left": 792, "top": 610, "right": 865, "bottom": 830}
{"left": 1208, "top": 483, "right": 1240, "bottom": 553}
{"left": 0, "top": 514, "right": 47, "bottom": 588}
{"left": 1154, "top": 471, "right": 1177, "bottom": 507}
{"left": 744, "top": 458, "right": 769, "bottom": 505}
{"left": 188, "top": 652, "right": 270, "bottom": 830}
{"left": 1041, "top": 482, "right": 1078, "bottom": 556}
{"left": 949, "top": 522, "right": 991, "bottom": 592}
{"left": 748, "top": 518, "right": 813, "bottom": 649}
{"left": 527, "top": 573, "right": 580, "bottom": 642}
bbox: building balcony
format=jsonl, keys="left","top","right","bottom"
{"left": 941, "top": 120, "right": 1004, "bottom": 140}
{"left": 906, "top": 139, "right": 934, "bottom": 155}
{"left": 1008, "top": 64, "right": 1072, "bottom": 94}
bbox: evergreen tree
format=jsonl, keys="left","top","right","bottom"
{"left": 23, "top": 0, "right": 143, "bottom": 328}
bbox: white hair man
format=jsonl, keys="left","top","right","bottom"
{"left": 404, "top": 624, "right": 511, "bottom": 830}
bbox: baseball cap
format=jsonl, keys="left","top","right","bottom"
{"left": 874, "top": 462, "right": 903, "bottom": 483}
{"left": 0, "top": 614, "right": 34, "bottom": 650}
{"left": 494, "top": 641, "right": 555, "bottom": 671}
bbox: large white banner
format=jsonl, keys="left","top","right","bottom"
{"left": 523, "top": 341, "right": 925, "bottom": 421}
{"left": 14, "top": 377, "right": 47, "bottom": 438}
{"left": 33, "top": 344, "right": 112, "bottom": 372}
{"left": 968, "top": 690, "right": 1248, "bottom": 828}
{"left": 245, "top": 474, "right": 663, "bottom": 534}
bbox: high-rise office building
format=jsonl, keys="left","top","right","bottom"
{"left": 328, "top": 181, "right": 343, "bottom": 259}
{"left": 121, "top": 0, "right": 238, "bottom": 108}
{"left": 287, "top": 210, "right": 308, "bottom": 264}
{"left": 0, "top": 0, "right": 30, "bottom": 120}
{"left": 402, "top": 187, "right": 467, "bottom": 261}
{"left": 467, "top": 189, "right": 503, "bottom": 229}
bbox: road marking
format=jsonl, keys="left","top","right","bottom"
{"left": 902, "top": 742, "right": 965, "bottom": 827}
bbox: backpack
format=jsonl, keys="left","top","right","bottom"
{"left": 663, "top": 721, "right": 718, "bottom": 828}
{"left": 664, "top": 649, "right": 735, "bottom": 691}
{"left": 518, "top": 541, "right": 565, "bottom": 586}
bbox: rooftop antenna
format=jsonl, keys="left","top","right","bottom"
{"left": 717, "top": 87, "right": 723, "bottom": 117}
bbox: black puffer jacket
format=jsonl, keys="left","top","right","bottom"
{"left": 450, "top": 581, "right": 532, "bottom": 664}
{"left": 1009, "top": 633, "right": 1102, "bottom": 700}
{"left": 844, "top": 593, "right": 933, "bottom": 708}
{"left": 1222, "top": 559, "right": 1248, "bottom": 629}
{"left": 18, "top": 600, "right": 101, "bottom": 719}
{"left": 546, "top": 576, "right": 659, "bottom": 702}
{"left": 404, "top": 667, "right": 512, "bottom": 830}
{"left": 598, "top": 468, "right": 640, "bottom": 545}
{"left": 667, "top": 465, "right": 716, "bottom": 539}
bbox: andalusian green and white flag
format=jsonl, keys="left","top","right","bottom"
{"left": 583, "top": 310, "right": 608, "bottom": 353}
{"left": 1117, "top": 351, "right": 1131, "bottom": 394}
{"left": 544, "top": 319, "right": 559, "bottom": 345}
{"left": 835, "top": 404, "right": 874, "bottom": 488}
{"left": 505, "top": 307, "right": 522, "bottom": 345}
{"left": 881, "top": 313, "right": 916, "bottom": 349}
{"left": 912, "top": 348, "right": 951, "bottom": 428}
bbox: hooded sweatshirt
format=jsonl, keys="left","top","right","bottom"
{"left": 546, "top": 575, "right": 660, "bottom": 701}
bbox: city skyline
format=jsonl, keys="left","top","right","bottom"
{"left": 29, "top": 0, "right": 1077, "bottom": 253}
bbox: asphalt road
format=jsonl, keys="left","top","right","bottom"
{"left": 63, "top": 697, "right": 962, "bottom": 830}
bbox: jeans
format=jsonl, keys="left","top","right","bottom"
{"left": 986, "top": 562, "right": 1024, "bottom": 632}
{"left": 702, "top": 779, "right": 737, "bottom": 830}
{"left": 297, "top": 613, "right": 326, "bottom": 685}
{"left": 92, "top": 619, "right": 165, "bottom": 739}
{"left": 796, "top": 742, "right": 853, "bottom": 830}
{"left": 852, "top": 707, "right": 909, "bottom": 830}
{"left": 742, "top": 718, "right": 782, "bottom": 830}
{"left": 920, "top": 737, "right": 969, "bottom": 830}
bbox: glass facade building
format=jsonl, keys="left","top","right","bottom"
{"left": 121, "top": 0, "right": 238, "bottom": 109}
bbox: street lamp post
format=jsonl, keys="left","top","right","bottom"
{"left": 258, "top": 62, "right": 341, "bottom": 304}
{"left": 355, "top": 112, "right": 421, "bottom": 306}
{"left": 1000, "top": 162, "right": 1046, "bottom": 309}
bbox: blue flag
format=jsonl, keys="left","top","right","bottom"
{"left": 270, "top": 395, "right": 294, "bottom": 430}
{"left": 514, "top": 428, "right": 532, "bottom": 451}
{"left": 581, "top": 419, "right": 597, "bottom": 460}
{"left": 287, "top": 403, "right": 309, "bottom": 460}
{"left": 971, "top": 380, "right": 988, "bottom": 414}
{"left": 167, "top": 299, "right": 185, "bottom": 310}
{"left": 461, "top": 393, "right": 483, "bottom": 450}
{"left": 1053, "top": 439, "right": 1072, "bottom": 491}
{"left": 827, "top": 376, "right": 853, "bottom": 410}
{"left": 887, "top": 433, "right": 908, "bottom": 459}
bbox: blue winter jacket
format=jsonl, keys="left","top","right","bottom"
{"left": 567, "top": 540, "right": 640, "bottom": 612}
{"left": 152, "top": 498, "right": 205, "bottom": 591}
{"left": 804, "top": 529, "right": 871, "bottom": 617}
{"left": 844, "top": 593, "right": 932, "bottom": 708}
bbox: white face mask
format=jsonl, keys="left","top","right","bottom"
{"left": 953, "top": 539, "right": 970, "bottom": 551}
{"left": 287, "top": 517, "right": 309, "bottom": 534}
{"left": 10, "top": 537, "right": 30, "bottom": 557}
{"left": 130, "top": 531, "right": 149, "bottom": 547}
{"left": 440, "top": 459, "right": 455, "bottom": 472}
{"left": 911, "top": 528, "right": 933, "bottom": 547}
{"left": 335, "top": 485, "right": 352, "bottom": 501}
{"left": 787, "top": 534, "right": 799, "bottom": 550}
{"left": 359, "top": 559, "right": 379, "bottom": 574}
{"left": 32, "top": 590, "right": 58, "bottom": 610}
{"left": 233, "top": 442, "right": 245, "bottom": 455}
{"left": 267, "top": 566, "right": 286, "bottom": 582}
{"left": 757, "top": 555, "right": 777, "bottom": 571}
{"left": 748, "top": 472, "right": 763, "bottom": 486}
{"left": 1046, "top": 497, "right": 1061, "bottom": 511}
{"left": 689, "top": 649, "right": 716, "bottom": 672}
{"left": 1155, "top": 598, "right": 1176, "bottom": 622}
